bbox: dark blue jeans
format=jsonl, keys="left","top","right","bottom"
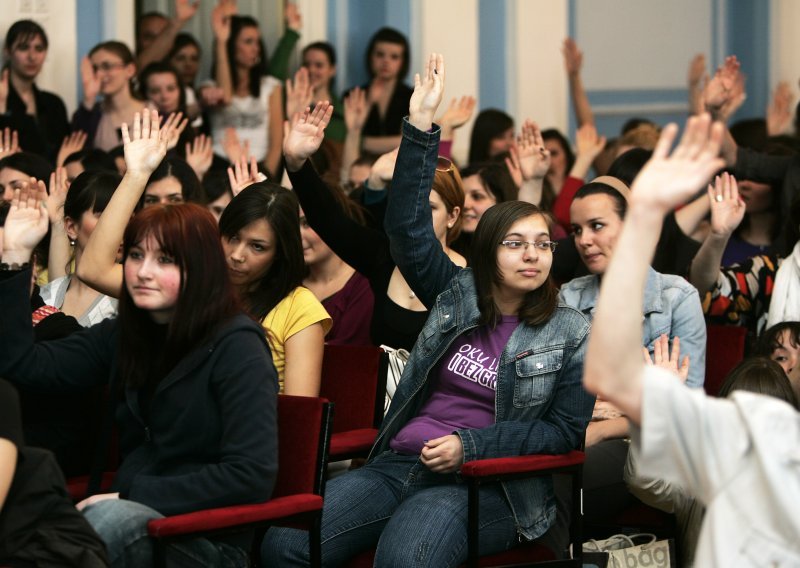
{"left": 261, "top": 451, "right": 518, "bottom": 567}
{"left": 83, "top": 499, "right": 247, "bottom": 567}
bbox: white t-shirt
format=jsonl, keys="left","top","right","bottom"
{"left": 39, "top": 276, "right": 117, "bottom": 327}
{"left": 631, "top": 365, "right": 800, "bottom": 566}
{"left": 209, "top": 76, "right": 281, "bottom": 162}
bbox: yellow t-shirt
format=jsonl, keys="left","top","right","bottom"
{"left": 261, "top": 286, "right": 332, "bottom": 391}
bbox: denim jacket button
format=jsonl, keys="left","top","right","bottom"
{"left": 443, "top": 314, "right": 450, "bottom": 319}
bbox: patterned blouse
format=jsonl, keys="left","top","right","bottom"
{"left": 702, "top": 253, "right": 780, "bottom": 336}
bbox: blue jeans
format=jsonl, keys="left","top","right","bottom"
{"left": 82, "top": 499, "right": 248, "bottom": 567}
{"left": 261, "top": 451, "right": 518, "bottom": 567}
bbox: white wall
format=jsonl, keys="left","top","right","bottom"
{"left": 770, "top": 0, "right": 800, "bottom": 97}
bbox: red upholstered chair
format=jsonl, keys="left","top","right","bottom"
{"left": 345, "top": 451, "right": 586, "bottom": 568}
{"left": 704, "top": 325, "right": 747, "bottom": 396}
{"left": 319, "top": 344, "right": 388, "bottom": 461}
{"left": 147, "top": 395, "right": 333, "bottom": 567}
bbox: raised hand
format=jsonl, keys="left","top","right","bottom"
{"left": 707, "top": 172, "right": 744, "bottom": 237}
{"left": 285, "top": 2, "right": 302, "bottom": 31}
{"left": 642, "top": 334, "right": 690, "bottom": 384}
{"left": 282, "top": 102, "right": 334, "bottom": 171}
{"left": 227, "top": 155, "right": 266, "bottom": 196}
{"left": 211, "top": 0, "right": 236, "bottom": 42}
{"left": 344, "top": 87, "right": 368, "bottom": 132}
{"left": 438, "top": 96, "right": 476, "bottom": 130}
{"left": 630, "top": 114, "right": 725, "bottom": 214}
{"left": 199, "top": 85, "right": 226, "bottom": 108}
{"left": 703, "top": 55, "right": 746, "bottom": 121}
{"left": 504, "top": 147, "right": 523, "bottom": 188}
{"left": 121, "top": 110, "right": 168, "bottom": 176}
{"left": 2, "top": 181, "right": 49, "bottom": 264}
{"left": 688, "top": 54, "right": 707, "bottom": 88}
{"left": 185, "top": 134, "right": 213, "bottom": 179}
{"left": 367, "top": 148, "right": 399, "bottom": 189}
{"left": 45, "top": 167, "right": 69, "bottom": 224}
{"left": 0, "top": 127, "right": 19, "bottom": 160}
{"left": 175, "top": 0, "right": 199, "bottom": 23}
{"left": 572, "top": 122, "right": 606, "bottom": 179}
{"left": 408, "top": 52, "right": 445, "bottom": 132}
{"left": 55, "top": 131, "right": 87, "bottom": 167}
{"left": 222, "top": 127, "right": 250, "bottom": 165}
{"left": 161, "top": 112, "right": 188, "bottom": 151}
{"left": 767, "top": 81, "right": 794, "bottom": 136}
{"left": 562, "top": 38, "right": 583, "bottom": 77}
{"left": 285, "top": 66, "right": 314, "bottom": 119}
{"left": 515, "top": 120, "right": 550, "bottom": 181}
{"left": 80, "top": 56, "right": 101, "bottom": 108}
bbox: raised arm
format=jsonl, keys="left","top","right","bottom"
{"left": 339, "top": 87, "right": 368, "bottom": 185}
{"left": 211, "top": 1, "right": 235, "bottom": 105}
{"left": 562, "top": 38, "right": 595, "bottom": 127}
{"left": 584, "top": 115, "right": 725, "bottom": 423}
{"left": 284, "top": 103, "right": 389, "bottom": 275}
{"left": 77, "top": 110, "right": 169, "bottom": 297}
{"left": 383, "top": 53, "right": 462, "bottom": 308}
{"left": 136, "top": 0, "right": 199, "bottom": 70}
{"left": 514, "top": 120, "right": 551, "bottom": 206}
{"left": 688, "top": 173, "right": 744, "bottom": 294}
{"left": 45, "top": 168, "right": 71, "bottom": 280}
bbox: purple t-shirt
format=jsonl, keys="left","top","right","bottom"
{"left": 390, "top": 315, "right": 520, "bottom": 455}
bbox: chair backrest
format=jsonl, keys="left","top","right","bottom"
{"left": 318, "top": 344, "right": 388, "bottom": 432}
{"left": 705, "top": 325, "right": 747, "bottom": 396}
{"left": 272, "top": 395, "right": 333, "bottom": 499}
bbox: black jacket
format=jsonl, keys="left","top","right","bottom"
{"left": 0, "top": 83, "right": 69, "bottom": 161}
{"left": 0, "top": 269, "right": 278, "bottom": 516}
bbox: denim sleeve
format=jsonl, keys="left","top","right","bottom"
{"left": 670, "top": 285, "right": 707, "bottom": 389}
{"left": 456, "top": 332, "right": 595, "bottom": 462}
{"left": 384, "top": 119, "right": 461, "bottom": 309}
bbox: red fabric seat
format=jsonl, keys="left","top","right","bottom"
{"left": 319, "top": 344, "right": 388, "bottom": 461}
{"left": 147, "top": 395, "right": 333, "bottom": 567}
{"left": 705, "top": 324, "right": 747, "bottom": 396}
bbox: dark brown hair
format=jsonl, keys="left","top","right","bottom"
{"left": 718, "top": 357, "right": 799, "bottom": 409}
{"left": 470, "top": 201, "right": 558, "bottom": 326}
{"left": 118, "top": 204, "right": 239, "bottom": 389}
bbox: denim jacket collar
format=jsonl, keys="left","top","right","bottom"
{"left": 565, "top": 267, "right": 664, "bottom": 316}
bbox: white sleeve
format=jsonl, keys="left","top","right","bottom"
{"left": 628, "top": 366, "right": 749, "bottom": 506}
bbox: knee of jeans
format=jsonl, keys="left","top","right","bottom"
{"left": 83, "top": 499, "right": 162, "bottom": 549}
{"left": 261, "top": 527, "right": 309, "bottom": 566}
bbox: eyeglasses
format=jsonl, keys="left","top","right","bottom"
{"left": 499, "top": 240, "right": 558, "bottom": 252}
{"left": 436, "top": 156, "right": 455, "bottom": 172}
{"left": 92, "top": 61, "right": 125, "bottom": 73}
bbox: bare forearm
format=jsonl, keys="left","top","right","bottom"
{"left": 569, "top": 154, "right": 595, "bottom": 181}
{"left": 689, "top": 232, "right": 729, "bottom": 294}
{"left": 136, "top": 20, "right": 182, "bottom": 70}
{"left": 47, "top": 221, "right": 71, "bottom": 280}
{"left": 339, "top": 130, "right": 361, "bottom": 185}
{"left": 215, "top": 42, "right": 233, "bottom": 104}
{"left": 569, "top": 74, "right": 594, "bottom": 127}
{"left": 362, "top": 135, "right": 401, "bottom": 155}
{"left": 675, "top": 193, "right": 710, "bottom": 236}
{"left": 586, "top": 203, "right": 660, "bottom": 423}
{"left": 517, "top": 178, "right": 543, "bottom": 206}
{"left": 77, "top": 171, "right": 149, "bottom": 297}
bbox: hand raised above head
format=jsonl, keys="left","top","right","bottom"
{"left": 121, "top": 110, "right": 168, "bottom": 176}
{"left": 283, "top": 102, "right": 334, "bottom": 171}
{"left": 708, "top": 172, "right": 744, "bottom": 237}
{"left": 2, "top": 181, "right": 49, "bottom": 263}
{"left": 630, "top": 114, "right": 725, "bottom": 214}
{"left": 408, "top": 52, "right": 445, "bottom": 132}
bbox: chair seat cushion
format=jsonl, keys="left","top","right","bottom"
{"left": 330, "top": 428, "right": 378, "bottom": 457}
{"left": 147, "top": 494, "right": 324, "bottom": 538}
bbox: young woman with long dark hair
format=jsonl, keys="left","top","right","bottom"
{"left": 0, "top": 141, "right": 277, "bottom": 565}
{"left": 264, "top": 53, "right": 593, "bottom": 568}
{"left": 78, "top": 110, "right": 329, "bottom": 395}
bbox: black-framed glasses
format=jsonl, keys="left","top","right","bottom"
{"left": 499, "top": 240, "right": 558, "bottom": 252}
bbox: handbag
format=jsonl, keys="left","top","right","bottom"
{"left": 583, "top": 533, "right": 676, "bottom": 568}
{"left": 380, "top": 345, "right": 410, "bottom": 415}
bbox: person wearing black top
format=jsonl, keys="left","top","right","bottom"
{"left": 0, "top": 20, "right": 69, "bottom": 161}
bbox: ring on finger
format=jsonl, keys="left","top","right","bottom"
{"left": 715, "top": 194, "right": 724, "bottom": 202}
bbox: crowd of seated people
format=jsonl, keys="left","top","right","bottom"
{"left": 2, "top": 2, "right": 800, "bottom": 566}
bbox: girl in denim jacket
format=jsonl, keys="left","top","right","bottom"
{"left": 266, "top": 53, "right": 594, "bottom": 567}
